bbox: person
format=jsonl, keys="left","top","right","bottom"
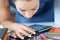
{"left": 0, "top": 0, "right": 54, "bottom": 40}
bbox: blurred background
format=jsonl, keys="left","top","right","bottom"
{"left": 55, "top": 0, "right": 60, "bottom": 27}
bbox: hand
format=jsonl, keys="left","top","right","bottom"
{"left": 10, "top": 23, "right": 36, "bottom": 39}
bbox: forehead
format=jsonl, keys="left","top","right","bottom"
{"left": 15, "top": 0, "right": 39, "bottom": 10}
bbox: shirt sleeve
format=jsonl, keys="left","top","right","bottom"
{"left": 8, "top": 0, "right": 16, "bottom": 8}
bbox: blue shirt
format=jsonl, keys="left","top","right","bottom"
{"left": 8, "top": 0, "right": 55, "bottom": 24}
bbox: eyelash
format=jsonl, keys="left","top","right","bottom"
{"left": 32, "top": 8, "right": 36, "bottom": 10}
{"left": 32, "top": 7, "right": 37, "bottom": 10}
{"left": 21, "top": 10, "right": 26, "bottom": 11}
{"left": 20, "top": 8, "right": 36, "bottom": 12}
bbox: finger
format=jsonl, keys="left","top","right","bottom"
{"left": 20, "top": 29, "right": 32, "bottom": 37}
{"left": 13, "top": 33, "right": 17, "bottom": 38}
{"left": 41, "top": 34, "right": 46, "bottom": 40}
{"left": 15, "top": 32, "right": 24, "bottom": 39}
{"left": 17, "top": 28, "right": 32, "bottom": 37}
{"left": 21, "top": 25, "right": 36, "bottom": 34}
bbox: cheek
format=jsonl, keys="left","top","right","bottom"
{"left": 16, "top": 8, "right": 24, "bottom": 15}
{"left": 30, "top": 11, "right": 36, "bottom": 15}
{"left": 18, "top": 11, "right": 25, "bottom": 15}
{"left": 19, "top": 11, "right": 36, "bottom": 16}
{"left": 33, "top": 6, "right": 39, "bottom": 14}
{"left": 33, "top": 9, "right": 39, "bottom": 14}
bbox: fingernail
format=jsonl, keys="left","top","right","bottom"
{"left": 29, "top": 35, "right": 31, "bottom": 37}
{"left": 33, "top": 32, "right": 36, "bottom": 34}
{"left": 14, "top": 36, "right": 16, "bottom": 38}
{"left": 22, "top": 37, "right": 24, "bottom": 39}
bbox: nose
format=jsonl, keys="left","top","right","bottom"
{"left": 24, "top": 11, "right": 33, "bottom": 18}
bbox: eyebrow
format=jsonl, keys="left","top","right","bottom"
{"left": 19, "top": 6, "right": 37, "bottom": 11}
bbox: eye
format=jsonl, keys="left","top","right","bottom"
{"left": 21, "top": 10, "right": 26, "bottom": 12}
{"left": 32, "top": 8, "right": 36, "bottom": 10}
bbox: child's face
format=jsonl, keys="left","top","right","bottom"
{"left": 15, "top": 0, "right": 39, "bottom": 18}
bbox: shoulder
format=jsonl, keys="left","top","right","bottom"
{"left": 8, "top": 0, "right": 16, "bottom": 8}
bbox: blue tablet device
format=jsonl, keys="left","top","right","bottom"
{"left": 29, "top": 24, "right": 52, "bottom": 36}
